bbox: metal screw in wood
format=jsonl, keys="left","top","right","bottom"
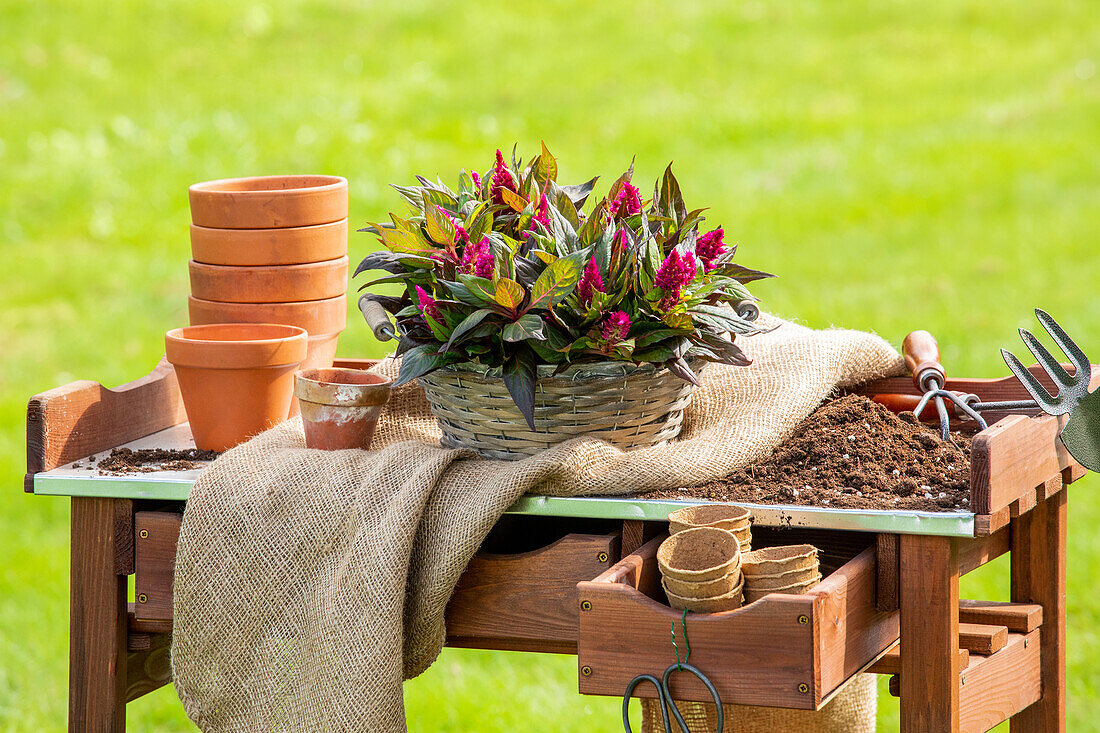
{"left": 798, "top": 683, "right": 809, "bottom": 693}
{"left": 139, "top": 529, "right": 148, "bottom": 539}
{"left": 582, "top": 666, "right": 593, "bottom": 677}
{"left": 138, "top": 594, "right": 147, "bottom": 604}
{"left": 798, "top": 614, "right": 809, "bottom": 625}
{"left": 581, "top": 600, "right": 592, "bottom": 612}
{"left": 597, "top": 552, "right": 609, "bottom": 563}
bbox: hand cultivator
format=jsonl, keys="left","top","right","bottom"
{"left": 880, "top": 309, "right": 1099, "bottom": 472}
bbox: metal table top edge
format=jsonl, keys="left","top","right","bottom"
{"left": 34, "top": 472, "right": 976, "bottom": 537}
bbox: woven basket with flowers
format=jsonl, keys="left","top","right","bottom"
{"left": 357, "top": 145, "right": 774, "bottom": 459}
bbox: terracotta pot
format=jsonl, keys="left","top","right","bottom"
{"left": 188, "top": 294, "right": 347, "bottom": 334}
{"left": 188, "top": 256, "right": 348, "bottom": 303}
{"left": 295, "top": 368, "right": 393, "bottom": 450}
{"left": 190, "top": 219, "right": 348, "bottom": 266}
{"left": 189, "top": 175, "right": 348, "bottom": 229}
{"left": 165, "top": 323, "right": 307, "bottom": 451}
{"left": 656, "top": 527, "right": 741, "bottom": 583}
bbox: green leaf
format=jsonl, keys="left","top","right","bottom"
{"left": 377, "top": 226, "right": 427, "bottom": 254}
{"left": 420, "top": 187, "right": 459, "bottom": 210}
{"left": 394, "top": 344, "right": 456, "bottom": 387}
{"left": 502, "top": 345, "right": 538, "bottom": 430}
{"left": 500, "top": 186, "right": 528, "bottom": 213}
{"left": 442, "top": 308, "right": 493, "bottom": 352}
{"left": 425, "top": 202, "right": 455, "bottom": 247}
{"left": 503, "top": 313, "right": 546, "bottom": 342}
{"left": 457, "top": 274, "right": 498, "bottom": 306}
{"left": 534, "top": 141, "right": 558, "bottom": 188}
{"left": 560, "top": 176, "right": 599, "bottom": 209}
{"left": 531, "top": 249, "right": 558, "bottom": 265}
{"left": 660, "top": 164, "right": 688, "bottom": 223}
{"left": 527, "top": 250, "right": 587, "bottom": 311}
{"left": 494, "top": 278, "right": 525, "bottom": 312}
{"left": 547, "top": 205, "right": 582, "bottom": 253}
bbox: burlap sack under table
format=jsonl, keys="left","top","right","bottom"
{"left": 171, "top": 314, "right": 905, "bottom": 732}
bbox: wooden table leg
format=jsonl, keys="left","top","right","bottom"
{"left": 900, "top": 534, "right": 960, "bottom": 732}
{"left": 70, "top": 497, "right": 128, "bottom": 732}
{"left": 1010, "top": 488, "right": 1067, "bottom": 732}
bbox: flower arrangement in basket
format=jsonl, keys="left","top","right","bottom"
{"left": 356, "top": 144, "right": 774, "bottom": 459}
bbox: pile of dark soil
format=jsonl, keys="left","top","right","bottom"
{"left": 646, "top": 394, "right": 973, "bottom": 512}
{"left": 97, "top": 448, "right": 219, "bottom": 474}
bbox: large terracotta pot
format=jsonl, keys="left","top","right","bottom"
{"left": 295, "top": 368, "right": 393, "bottom": 450}
{"left": 187, "top": 294, "right": 346, "bottom": 372}
{"left": 188, "top": 256, "right": 348, "bottom": 303}
{"left": 189, "top": 175, "right": 348, "bottom": 229}
{"left": 190, "top": 219, "right": 348, "bottom": 266}
{"left": 165, "top": 323, "right": 307, "bottom": 451}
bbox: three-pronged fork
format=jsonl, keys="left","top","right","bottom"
{"left": 1001, "top": 309, "right": 1100, "bottom": 472}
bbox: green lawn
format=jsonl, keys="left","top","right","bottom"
{"left": 2, "top": 0, "right": 1099, "bottom": 729}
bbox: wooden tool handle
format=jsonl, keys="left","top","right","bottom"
{"left": 359, "top": 296, "right": 396, "bottom": 342}
{"left": 903, "top": 330, "right": 946, "bottom": 390}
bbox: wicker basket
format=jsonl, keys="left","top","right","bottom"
{"left": 417, "top": 360, "right": 704, "bottom": 460}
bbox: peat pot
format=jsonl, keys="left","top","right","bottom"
{"left": 165, "top": 323, "right": 307, "bottom": 451}
{"left": 295, "top": 368, "right": 393, "bottom": 450}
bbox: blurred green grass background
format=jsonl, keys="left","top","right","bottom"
{"left": 2, "top": 0, "right": 1098, "bottom": 729}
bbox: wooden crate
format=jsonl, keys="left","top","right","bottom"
{"left": 577, "top": 534, "right": 897, "bottom": 710}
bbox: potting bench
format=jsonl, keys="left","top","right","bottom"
{"left": 26, "top": 357, "right": 1095, "bottom": 732}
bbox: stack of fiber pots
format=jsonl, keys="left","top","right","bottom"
{"left": 741, "top": 544, "right": 821, "bottom": 603}
{"left": 187, "top": 175, "right": 349, "bottom": 376}
{"left": 657, "top": 527, "right": 744, "bottom": 613}
{"left": 667, "top": 504, "right": 752, "bottom": 553}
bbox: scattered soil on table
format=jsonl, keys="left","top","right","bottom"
{"left": 646, "top": 394, "right": 973, "bottom": 512}
{"left": 97, "top": 448, "right": 220, "bottom": 474}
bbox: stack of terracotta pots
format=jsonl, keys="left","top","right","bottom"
{"left": 657, "top": 527, "right": 744, "bottom": 613}
{"left": 187, "top": 175, "right": 350, "bottom": 373}
{"left": 741, "top": 544, "right": 821, "bottom": 603}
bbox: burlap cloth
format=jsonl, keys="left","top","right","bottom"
{"left": 171, "top": 315, "right": 903, "bottom": 732}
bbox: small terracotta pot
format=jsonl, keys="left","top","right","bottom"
{"left": 295, "top": 368, "right": 393, "bottom": 450}
{"left": 165, "top": 323, "right": 307, "bottom": 451}
{"left": 656, "top": 528, "right": 741, "bottom": 583}
{"left": 189, "top": 175, "right": 348, "bottom": 229}
{"left": 188, "top": 256, "right": 349, "bottom": 303}
{"left": 190, "top": 219, "right": 348, "bottom": 266}
{"left": 668, "top": 504, "right": 752, "bottom": 535}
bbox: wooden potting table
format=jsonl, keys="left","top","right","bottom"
{"left": 26, "top": 358, "right": 1096, "bottom": 732}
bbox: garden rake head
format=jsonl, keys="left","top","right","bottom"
{"left": 1001, "top": 309, "right": 1100, "bottom": 472}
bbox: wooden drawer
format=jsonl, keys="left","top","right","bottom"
{"left": 132, "top": 509, "right": 622, "bottom": 657}
{"left": 577, "top": 533, "right": 898, "bottom": 710}
{"left": 446, "top": 516, "right": 622, "bottom": 654}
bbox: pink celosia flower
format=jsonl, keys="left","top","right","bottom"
{"left": 654, "top": 250, "right": 697, "bottom": 311}
{"left": 415, "top": 285, "right": 442, "bottom": 323}
{"left": 447, "top": 212, "right": 471, "bottom": 251}
{"left": 490, "top": 149, "right": 517, "bottom": 206}
{"left": 576, "top": 256, "right": 605, "bottom": 305}
{"left": 608, "top": 183, "right": 642, "bottom": 218}
{"left": 471, "top": 170, "right": 482, "bottom": 191}
{"left": 696, "top": 227, "right": 726, "bottom": 271}
{"left": 600, "top": 311, "right": 632, "bottom": 342}
{"left": 459, "top": 236, "right": 495, "bottom": 279}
